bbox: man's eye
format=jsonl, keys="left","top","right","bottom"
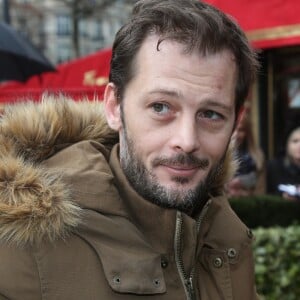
{"left": 152, "top": 103, "right": 170, "bottom": 114}
{"left": 199, "top": 110, "right": 222, "bottom": 120}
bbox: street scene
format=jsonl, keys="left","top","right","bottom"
{"left": 0, "top": 1, "right": 299, "bottom": 299}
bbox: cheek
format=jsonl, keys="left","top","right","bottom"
{"left": 141, "top": 132, "right": 168, "bottom": 159}
{"left": 126, "top": 124, "right": 168, "bottom": 161}
{"left": 289, "top": 144, "right": 300, "bottom": 155}
{"left": 199, "top": 133, "right": 231, "bottom": 160}
{"left": 287, "top": 144, "right": 295, "bottom": 155}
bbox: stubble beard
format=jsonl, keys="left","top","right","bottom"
{"left": 119, "top": 124, "right": 225, "bottom": 216}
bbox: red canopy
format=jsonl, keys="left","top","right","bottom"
{"left": 1, "top": 1, "right": 299, "bottom": 103}
{"left": 205, "top": 0, "right": 300, "bottom": 49}
{"left": 0, "top": 48, "right": 112, "bottom": 103}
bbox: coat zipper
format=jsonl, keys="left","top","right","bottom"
{"left": 174, "top": 200, "right": 211, "bottom": 300}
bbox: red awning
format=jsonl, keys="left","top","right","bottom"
{"left": 205, "top": 0, "right": 300, "bottom": 49}
{"left": 0, "top": 48, "right": 112, "bottom": 103}
{"left": 1, "top": 2, "right": 299, "bottom": 104}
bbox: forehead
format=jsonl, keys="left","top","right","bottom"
{"left": 135, "top": 34, "right": 236, "bottom": 69}
{"left": 130, "top": 34, "right": 238, "bottom": 95}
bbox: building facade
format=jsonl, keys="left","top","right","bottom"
{"left": 0, "top": 0, "right": 132, "bottom": 64}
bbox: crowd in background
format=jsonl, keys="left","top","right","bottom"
{"left": 226, "top": 103, "right": 300, "bottom": 201}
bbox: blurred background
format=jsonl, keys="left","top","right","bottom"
{"left": 0, "top": 0, "right": 134, "bottom": 63}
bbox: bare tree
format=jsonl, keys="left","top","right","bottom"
{"left": 60, "top": 0, "right": 135, "bottom": 57}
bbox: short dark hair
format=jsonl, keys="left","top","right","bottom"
{"left": 109, "top": 0, "right": 259, "bottom": 114}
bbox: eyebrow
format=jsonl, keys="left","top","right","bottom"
{"left": 201, "top": 99, "right": 233, "bottom": 114}
{"left": 148, "top": 88, "right": 181, "bottom": 98}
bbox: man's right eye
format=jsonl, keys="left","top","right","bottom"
{"left": 152, "top": 103, "right": 170, "bottom": 115}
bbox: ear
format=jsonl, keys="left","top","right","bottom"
{"left": 103, "top": 83, "right": 122, "bottom": 131}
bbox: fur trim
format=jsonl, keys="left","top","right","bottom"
{"left": 1, "top": 94, "right": 118, "bottom": 162}
{"left": 209, "top": 140, "right": 238, "bottom": 197}
{"left": 0, "top": 95, "right": 118, "bottom": 245}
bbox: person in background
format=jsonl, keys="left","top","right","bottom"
{"left": 227, "top": 110, "right": 266, "bottom": 197}
{"left": 267, "top": 126, "right": 300, "bottom": 200}
{"left": 0, "top": 0, "right": 260, "bottom": 299}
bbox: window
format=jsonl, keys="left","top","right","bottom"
{"left": 271, "top": 47, "right": 300, "bottom": 156}
{"left": 56, "top": 44, "right": 72, "bottom": 63}
{"left": 91, "top": 21, "right": 104, "bottom": 41}
{"left": 79, "top": 20, "right": 87, "bottom": 37}
{"left": 57, "top": 14, "right": 71, "bottom": 36}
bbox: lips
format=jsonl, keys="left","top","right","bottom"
{"left": 161, "top": 164, "right": 200, "bottom": 177}
{"left": 152, "top": 154, "right": 209, "bottom": 178}
{"left": 163, "top": 164, "right": 199, "bottom": 170}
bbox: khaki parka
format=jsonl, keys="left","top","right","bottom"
{"left": 0, "top": 97, "right": 259, "bottom": 300}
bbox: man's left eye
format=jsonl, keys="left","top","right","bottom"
{"left": 199, "top": 110, "right": 222, "bottom": 120}
{"left": 152, "top": 103, "right": 170, "bottom": 114}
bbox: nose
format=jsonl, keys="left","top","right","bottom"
{"left": 170, "top": 118, "right": 199, "bottom": 153}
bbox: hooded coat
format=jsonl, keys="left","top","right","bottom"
{"left": 0, "top": 97, "right": 259, "bottom": 300}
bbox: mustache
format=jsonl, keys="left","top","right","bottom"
{"left": 152, "top": 153, "right": 209, "bottom": 169}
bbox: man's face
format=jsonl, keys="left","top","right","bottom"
{"left": 105, "top": 35, "right": 237, "bottom": 214}
{"left": 287, "top": 128, "right": 300, "bottom": 164}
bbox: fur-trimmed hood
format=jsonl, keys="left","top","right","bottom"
{"left": 0, "top": 95, "right": 236, "bottom": 245}
{"left": 0, "top": 95, "right": 118, "bottom": 245}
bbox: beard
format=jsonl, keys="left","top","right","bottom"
{"left": 119, "top": 124, "right": 225, "bottom": 216}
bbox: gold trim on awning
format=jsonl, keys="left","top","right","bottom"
{"left": 247, "top": 24, "right": 300, "bottom": 42}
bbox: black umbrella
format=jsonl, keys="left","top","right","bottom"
{"left": 0, "top": 21, "right": 55, "bottom": 82}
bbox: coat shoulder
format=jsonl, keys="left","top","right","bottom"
{"left": 204, "top": 197, "right": 253, "bottom": 249}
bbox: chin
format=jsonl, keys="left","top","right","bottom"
{"left": 167, "top": 180, "right": 198, "bottom": 190}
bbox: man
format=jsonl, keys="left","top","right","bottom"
{"left": 0, "top": 0, "right": 260, "bottom": 299}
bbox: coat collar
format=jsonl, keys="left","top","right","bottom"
{"left": 109, "top": 144, "right": 178, "bottom": 252}
{"left": 108, "top": 144, "right": 226, "bottom": 254}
